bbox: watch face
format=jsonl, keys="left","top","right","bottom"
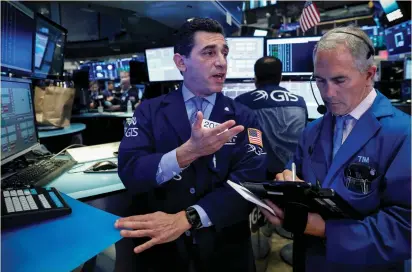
{"left": 186, "top": 207, "right": 202, "bottom": 229}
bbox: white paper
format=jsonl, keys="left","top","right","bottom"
{"left": 66, "top": 142, "right": 120, "bottom": 163}
{"left": 227, "top": 180, "right": 276, "bottom": 216}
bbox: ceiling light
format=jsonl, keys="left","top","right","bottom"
{"left": 187, "top": 18, "right": 195, "bottom": 22}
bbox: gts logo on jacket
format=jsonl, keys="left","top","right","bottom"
{"left": 252, "top": 90, "right": 298, "bottom": 102}
{"left": 235, "top": 85, "right": 306, "bottom": 110}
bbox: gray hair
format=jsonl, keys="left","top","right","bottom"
{"left": 313, "top": 26, "right": 374, "bottom": 73}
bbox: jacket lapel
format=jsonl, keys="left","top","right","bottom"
{"left": 208, "top": 93, "right": 235, "bottom": 123}
{"left": 162, "top": 87, "right": 191, "bottom": 143}
{"left": 323, "top": 91, "right": 393, "bottom": 188}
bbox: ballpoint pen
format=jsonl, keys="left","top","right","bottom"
{"left": 291, "top": 162, "right": 296, "bottom": 181}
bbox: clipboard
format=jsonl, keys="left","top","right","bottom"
{"left": 226, "top": 180, "right": 276, "bottom": 216}
{"left": 239, "top": 181, "right": 364, "bottom": 220}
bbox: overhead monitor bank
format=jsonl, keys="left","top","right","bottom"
{"left": 145, "top": 37, "right": 265, "bottom": 82}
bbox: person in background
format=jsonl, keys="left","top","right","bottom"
{"left": 118, "top": 70, "right": 140, "bottom": 111}
{"left": 102, "top": 81, "right": 120, "bottom": 109}
{"left": 88, "top": 80, "right": 102, "bottom": 109}
{"left": 235, "top": 56, "right": 308, "bottom": 178}
{"left": 260, "top": 26, "right": 411, "bottom": 272}
{"left": 235, "top": 56, "right": 308, "bottom": 266}
{"left": 116, "top": 18, "right": 267, "bottom": 271}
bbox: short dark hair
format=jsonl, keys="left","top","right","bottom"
{"left": 174, "top": 18, "right": 225, "bottom": 57}
{"left": 254, "top": 56, "right": 282, "bottom": 87}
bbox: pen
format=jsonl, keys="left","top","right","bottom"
{"left": 291, "top": 162, "right": 296, "bottom": 181}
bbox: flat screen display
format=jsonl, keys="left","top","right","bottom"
{"left": 145, "top": 47, "right": 183, "bottom": 82}
{"left": 1, "top": 1, "right": 34, "bottom": 76}
{"left": 384, "top": 20, "right": 411, "bottom": 55}
{"left": 266, "top": 37, "right": 321, "bottom": 76}
{"left": 33, "top": 14, "right": 67, "bottom": 78}
{"left": 226, "top": 37, "right": 264, "bottom": 79}
{"left": 1, "top": 77, "right": 39, "bottom": 165}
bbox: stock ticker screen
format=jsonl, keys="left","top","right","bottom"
{"left": 1, "top": 1, "right": 34, "bottom": 75}
{"left": 266, "top": 37, "right": 321, "bottom": 76}
{"left": 1, "top": 78, "right": 38, "bottom": 162}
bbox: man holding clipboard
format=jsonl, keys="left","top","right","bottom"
{"left": 259, "top": 27, "right": 411, "bottom": 272}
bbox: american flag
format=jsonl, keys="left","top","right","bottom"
{"left": 299, "top": 1, "right": 320, "bottom": 33}
{"left": 248, "top": 128, "right": 263, "bottom": 147}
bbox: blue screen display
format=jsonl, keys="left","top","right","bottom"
{"left": 379, "top": 0, "right": 400, "bottom": 15}
{"left": 385, "top": 20, "right": 411, "bottom": 55}
{"left": 1, "top": 1, "right": 34, "bottom": 75}
{"left": 1, "top": 77, "right": 38, "bottom": 163}
{"left": 33, "top": 15, "right": 66, "bottom": 78}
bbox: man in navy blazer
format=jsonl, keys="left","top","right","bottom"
{"left": 116, "top": 18, "right": 267, "bottom": 271}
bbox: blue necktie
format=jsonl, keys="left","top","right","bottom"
{"left": 190, "top": 97, "right": 204, "bottom": 124}
{"left": 333, "top": 115, "right": 351, "bottom": 158}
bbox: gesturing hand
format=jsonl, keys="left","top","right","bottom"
{"left": 176, "top": 111, "right": 244, "bottom": 167}
{"left": 115, "top": 211, "right": 191, "bottom": 254}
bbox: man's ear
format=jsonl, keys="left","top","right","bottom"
{"left": 173, "top": 53, "right": 187, "bottom": 73}
{"left": 365, "top": 65, "right": 377, "bottom": 88}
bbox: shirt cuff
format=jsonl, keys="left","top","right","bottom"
{"left": 156, "top": 149, "right": 183, "bottom": 185}
{"left": 191, "top": 205, "right": 213, "bottom": 228}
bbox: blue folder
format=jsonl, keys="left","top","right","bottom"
{"left": 1, "top": 194, "right": 123, "bottom": 272}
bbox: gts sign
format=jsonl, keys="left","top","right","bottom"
{"left": 252, "top": 90, "right": 298, "bottom": 102}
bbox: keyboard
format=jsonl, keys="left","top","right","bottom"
{"left": 2, "top": 187, "right": 72, "bottom": 229}
{"left": 1, "top": 159, "right": 76, "bottom": 189}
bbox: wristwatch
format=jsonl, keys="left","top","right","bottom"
{"left": 185, "top": 207, "right": 202, "bottom": 229}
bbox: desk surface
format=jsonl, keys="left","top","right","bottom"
{"left": 49, "top": 158, "right": 125, "bottom": 200}
{"left": 38, "top": 123, "right": 86, "bottom": 138}
{"left": 72, "top": 112, "right": 133, "bottom": 118}
{"left": 1, "top": 194, "right": 122, "bottom": 272}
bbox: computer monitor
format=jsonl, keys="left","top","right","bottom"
{"left": 361, "top": 25, "right": 386, "bottom": 51}
{"left": 130, "top": 61, "right": 149, "bottom": 84}
{"left": 384, "top": 20, "right": 411, "bottom": 56}
{"left": 226, "top": 37, "right": 264, "bottom": 79}
{"left": 279, "top": 81, "right": 323, "bottom": 120}
{"left": 266, "top": 36, "right": 321, "bottom": 76}
{"left": 379, "top": 60, "right": 404, "bottom": 81}
{"left": 33, "top": 14, "right": 67, "bottom": 79}
{"left": 145, "top": 47, "right": 183, "bottom": 82}
{"left": 89, "top": 62, "right": 118, "bottom": 80}
{"left": 221, "top": 82, "right": 256, "bottom": 99}
{"left": 404, "top": 58, "right": 411, "bottom": 80}
{"left": 1, "top": 1, "right": 34, "bottom": 77}
{"left": 1, "top": 77, "right": 40, "bottom": 165}
{"left": 379, "top": 0, "right": 404, "bottom": 23}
